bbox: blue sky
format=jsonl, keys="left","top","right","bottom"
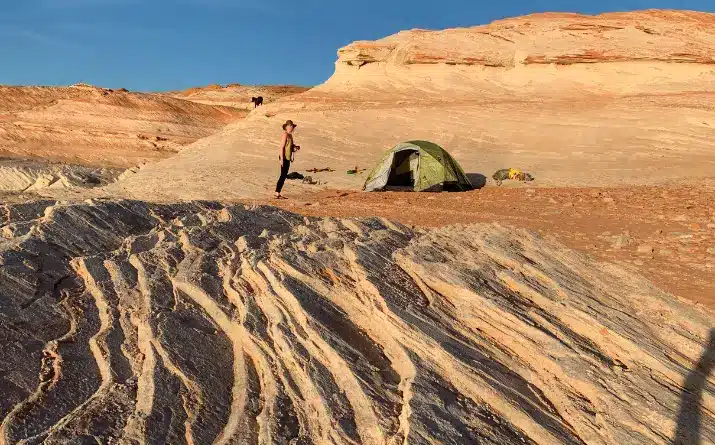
{"left": 0, "top": 0, "right": 712, "bottom": 91}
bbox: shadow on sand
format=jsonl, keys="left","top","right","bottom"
{"left": 675, "top": 328, "right": 715, "bottom": 445}
{"left": 466, "top": 173, "right": 487, "bottom": 189}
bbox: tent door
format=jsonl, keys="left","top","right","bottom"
{"left": 386, "top": 150, "right": 419, "bottom": 189}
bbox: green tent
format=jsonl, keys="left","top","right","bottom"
{"left": 363, "top": 141, "right": 473, "bottom": 192}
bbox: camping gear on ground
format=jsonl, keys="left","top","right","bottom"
{"left": 286, "top": 172, "right": 304, "bottom": 180}
{"left": 347, "top": 167, "right": 366, "bottom": 175}
{"left": 307, "top": 167, "right": 335, "bottom": 173}
{"left": 492, "top": 168, "right": 534, "bottom": 186}
{"left": 363, "top": 141, "right": 473, "bottom": 192}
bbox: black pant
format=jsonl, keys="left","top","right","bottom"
{"left": 275, "top": 158, "right": 291, "bottom": 193}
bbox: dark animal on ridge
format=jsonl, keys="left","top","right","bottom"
{"left": 251, "top": 96, "right": 264, "bottom": 108}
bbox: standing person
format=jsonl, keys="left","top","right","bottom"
{"left": 275, "top": 120, "right": 300, "bottom": 199}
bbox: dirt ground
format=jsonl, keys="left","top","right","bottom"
{"left": 260, "top": 182, "right": 715, "bottom": 307}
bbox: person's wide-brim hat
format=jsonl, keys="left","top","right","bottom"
{"left": 282, "top": 120, "right": 297, "bottom": 130}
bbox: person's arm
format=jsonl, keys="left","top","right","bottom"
{"left": 278, "top": 133, "right": 287, "bottom": 162}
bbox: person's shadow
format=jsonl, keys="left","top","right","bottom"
{"left": 466, "top": 173, "right": 487, "bottom": 189}
{"left": 675, "top": 328, "right": 715, "bottom": 444}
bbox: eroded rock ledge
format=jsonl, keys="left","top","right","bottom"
{"left": 337, "top": 10, "right": 715, "bottom": 68}
{"left": 0, "top": 200, "right": 713, "bottom": 444}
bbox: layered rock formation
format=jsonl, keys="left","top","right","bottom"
{"left": 0, "top": 200, "right": 713, "bottom": 444}
{"left": 338, "top": 10, "right": 715, "bottom": 67}
{"left": 320, "top": 10, "right": 715, "bottom": 97}
{"left": 0, "top": 85, "right": 245, "bottom": 168}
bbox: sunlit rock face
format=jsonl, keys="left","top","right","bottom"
{"left": 0, "top": 200, "right": 713, "bottom": 444}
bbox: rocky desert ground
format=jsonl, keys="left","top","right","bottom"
{"left": 1, "top": 9, "right": 714, "bottom": 445}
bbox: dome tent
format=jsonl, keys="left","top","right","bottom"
{"left": 363, "top": 141, "right": 473, "bottom": 192}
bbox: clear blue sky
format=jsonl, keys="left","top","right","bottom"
{"left": 0, "top": 0, "right": 712, "bottom": 91}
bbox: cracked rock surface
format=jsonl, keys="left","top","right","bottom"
{"left": 0, "top": 200, "right": 713, "bottom": 444}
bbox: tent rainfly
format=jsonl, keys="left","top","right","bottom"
{"left": 363, "top": 141, "right": 473, "bottom": 192}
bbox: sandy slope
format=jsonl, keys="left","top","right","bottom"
{"left": 0, "top": 84, "right": 245, "bottom": 168}
{"left": 0, "top": 200, "right": 713, "bottom": 444}
{"left": 109, "top": 10, "right": 715, "bottom": 201}
{"left": 168, "top": 84, "right": 310, "bottom": 110}
{"left": 105, "top": 94, "right": 715, "bottom": 201}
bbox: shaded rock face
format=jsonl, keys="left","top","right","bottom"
{"left": 0, "top": 200, "right": 713, "bottom": 444}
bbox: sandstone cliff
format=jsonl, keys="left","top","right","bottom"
{"left": 0, "top": 200, "right": 713, "bottom": 443}
{"left": 339, "top": 10, "right": 715, "bottom": 67}
{"left": 318, "top": 10, "right": 715, "bottom": 97}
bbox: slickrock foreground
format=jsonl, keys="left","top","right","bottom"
{"left": 1, "top": 200, "right": 713, "bottom": 444}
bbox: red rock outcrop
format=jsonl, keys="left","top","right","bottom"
{"left": 0, "top": 85, "right": 246, "bottom": 168}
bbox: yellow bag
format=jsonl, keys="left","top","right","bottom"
{"left": 507, "top": 168, "right": 522, "bottom": 180}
